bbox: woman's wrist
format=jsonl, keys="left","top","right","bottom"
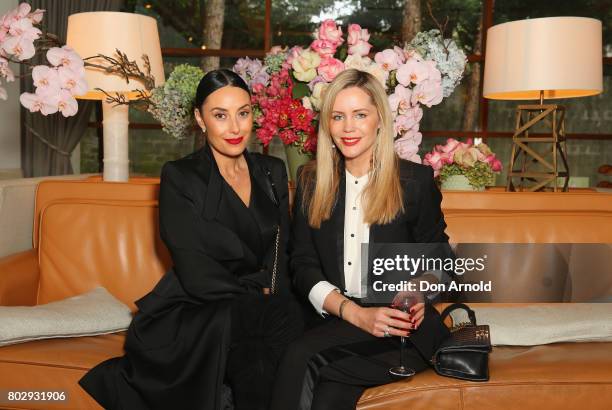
{"left": 342, "top": 301, "right": 361, "bottom": 325}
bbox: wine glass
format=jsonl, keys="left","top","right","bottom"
{"left": 388, "top": 292, "right": 423, "bottom": 377}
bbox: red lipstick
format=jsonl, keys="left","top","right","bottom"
{"left": 225, "top": 137, "right": 244, "bottom": 145}
{"left": 341, "top": 137, "right": 360, "bottom": 146}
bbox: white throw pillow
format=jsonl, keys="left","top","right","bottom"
{"left": 0, "top": 286, "right": 132, "bottom": 347}
{"left": 449, "top": 304, "right": 612, "bottom": 346}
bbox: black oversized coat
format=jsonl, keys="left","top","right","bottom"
{"left": 79, "top": 145, "right": 291, "bottom": 410}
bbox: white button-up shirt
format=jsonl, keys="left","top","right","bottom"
{"left": 308, "top": 170, "right": 370, "bottom": 315}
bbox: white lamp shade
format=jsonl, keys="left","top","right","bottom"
{"left": 66, "top": 11, "right": 165, "bottom": 100}
{"left": 483, "top": 17, "right": 603, "bottom": 100}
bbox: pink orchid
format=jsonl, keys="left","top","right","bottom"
{"left": 0, "top": 85, "right": 7, "bottom": 100}
{"left": 310, "top": 39, "right": 337, "bottom": 57}
{"left": 46, "top": 46, "right": 84, "bottom": 71}
{"left": 317, "top": 56, "right": 344, "bottom": 82}
{"left": 16, "top": 3, "right": 32, "bottom": 18}
{"left": 28, "top": 9, "right": 45, "bottom": 24}
{"left": 31, "top": 65, "right": 60, "bottom": 95}
{"left": 411, "top": 79, "right": 443, "bottom": 107}
{"left": 348, "top": 40, "right": 372, "bottom": 57}
{"left": 396, "top": 58, "right": 429, "bottom": 86}
{"left": 424, "top": 60, "right": 441, "bottom": 82}
{"left": 1, "top": 35, "right": 35, "bottom": 60}
{"left": 374, "top": 49, "right": 401, "bottom": 72}
{"left": 394, "top": 111, "right": 421, "bottom": 136}
{"left": 57, "top": 89, "right": 78, "bottom": 117}
{"left": 388, "top": 84, "right": 412, "bottom": 114}
{"left": 58, "top": 66, "right": 88, "bottom": 96}
{"left": 0, "top": 57, "right": 15, "bottom": 82}
{"left": 316, "top": 19, "right": 343, "bottom": 46}
{"left": 347, "top": 24, "right": 370, "bottom": 45}
{"left": 395, "top": 133, "right": 422, "bottom": 163}
{"left": 8, "top": 18, "right": 41, "bottom": 41}
{"left": 393, "top": 46, "right": 407, "bottom": 64}
{"left": 19, "top": 90, "right": 59, "bottom": 115}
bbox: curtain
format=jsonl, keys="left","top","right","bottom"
{"left": 20, "top": 0, "right": 124, "bottom": 177}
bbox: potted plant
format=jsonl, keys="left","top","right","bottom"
{"left": 423, "top": 138, "right": 502, "bottom": 191}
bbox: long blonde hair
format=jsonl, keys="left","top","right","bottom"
{"left": 302, "top": 69, "right": 404, "bottom": 228}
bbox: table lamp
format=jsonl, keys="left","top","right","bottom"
{"left": 483, "top": 17, "right": 603, "bottom": 192}
{"left": 66, "top": 12, "right": 164, "bottom": 182}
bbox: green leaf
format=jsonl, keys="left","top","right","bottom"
{"left": 292, "top": 81, "right": 310, "bottom": 99}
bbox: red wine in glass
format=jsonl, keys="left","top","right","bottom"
{"left": 388, "top": 293, "right": 422, "bottom": 377}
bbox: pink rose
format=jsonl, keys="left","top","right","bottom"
{"left": 348, "top": 40, "right": 372, "bottom": 57}
{"left": 317, "top": 57, "right": 344, "bottom": 82}
{"left": 375, "top": 49, "right": 401, "bottom": 72}
{"left": 310, "top": 39, "right": 337, "bottom": 57}
{"left": 423, "top": 151, "right": 445, "bottom": 177}
{"left": 439, "top": 138, "right": 460, "bottom": 154}
{"left": 347, "top": 24, "right": 370, "bottom": 45}
{"left": 316, "top": 19, "right": 343, "bottom": 46}
{"left": 285, "top": 46, "right": 303, "bottom": 65}
{"left": 484, "top": 155, "right": 503, "bottom": 172}
{"left": 411, "top": 79, "right": 443, "bottom": 107}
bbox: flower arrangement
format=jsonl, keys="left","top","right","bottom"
{"left": 423, "top": 138, "right": 503, "bottom": 189}
{"left": 1, "top": 2, "right": 156, "bottom": 118}
{"left": 0, "top": 3, "right": 86, "bottom": 116}
{"left": 232, "top": 19, "right": 467, "bottom": 158}
{"left": 148, "top": 64, "right": 204, "bottom": 139}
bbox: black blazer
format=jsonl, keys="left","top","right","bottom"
{"left": 290, "top": 159, "right": 451, "bottom": 300}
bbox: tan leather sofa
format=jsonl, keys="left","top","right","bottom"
{"left": 0, "top": 179, "right": 611, "bottom": 409}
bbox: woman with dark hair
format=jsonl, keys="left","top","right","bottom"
{"left": 79, "top": 69, "right": 303, "bottom": 410}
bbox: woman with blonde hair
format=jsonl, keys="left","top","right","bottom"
{"left": 270, "top": 69, "right": 454, "bottom": 409}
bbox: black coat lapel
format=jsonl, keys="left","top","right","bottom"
{"left": 197, "top": 145, "right": 224, "bottom": 221}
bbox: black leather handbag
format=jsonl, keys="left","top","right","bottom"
{"left": 430, "top": 303, "right": 492, "bottom": 381}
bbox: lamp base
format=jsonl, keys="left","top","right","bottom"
{"left": 506, "top": 104, "right": 569, "bottom": 192}
{"left": 102, "top": 101, "right": 130, "bottom": 182}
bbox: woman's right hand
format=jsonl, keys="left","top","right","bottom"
{"left": 345, "top": 304, "right": 413, "bottom": 338}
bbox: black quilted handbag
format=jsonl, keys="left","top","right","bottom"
{"left": 430, "top": 303, "right": 492, "bottom": 381}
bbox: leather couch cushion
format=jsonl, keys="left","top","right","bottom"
{"left": 0, "top": 337, "right": 610, "bottom": 410}
{"left": 0, "top": 334, "right": 124, "bottom": 410}
{"left": 37, "top": 199, "right": 171, "bottom": 310}
{"left": 358, "top": 342, "right": 612, "bottom": 409}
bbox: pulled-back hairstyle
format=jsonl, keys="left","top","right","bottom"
{"left": 194, "top": 69, "right": 250, "bottom": 111}
{"left": 302, "top": 69, "right": 403, "bottom": 228}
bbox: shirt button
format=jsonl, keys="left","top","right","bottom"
{"left": 348, "top": 261, "right": 352, "bottom": 266}
{"left": 352, "top": 206, "right": 357, "bottom": 210}
{"left": 355, "top": 180, "right": 359, "bottom": 184}
{"left": 351, "top": 233, "right": 355, "bottom": 237}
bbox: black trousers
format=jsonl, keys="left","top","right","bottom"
{"left": 225, "top": 294, "right": 304, "bottom": 410}
{"left": 269, "top": 304, "right": 446, "bottom": 410}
